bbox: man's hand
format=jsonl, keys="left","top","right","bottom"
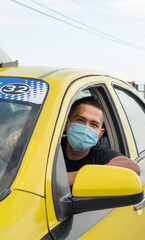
{"left": 7, "top": 129, "right": 22, "bottom": 151}
{"left": 67, "top": 171, "right": 78, "bottom": 186}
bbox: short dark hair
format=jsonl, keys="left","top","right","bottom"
{"left": 69, "top": 96, "right": 103, "bottom": 117}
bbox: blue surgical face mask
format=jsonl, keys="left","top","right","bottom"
{"left": 67, "top": 122, "right": 99, "bottom": 151}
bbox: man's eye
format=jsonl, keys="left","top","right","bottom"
{"left": 77, "top": 119, "right": 83, "bottom": 122}
{"left": 91, "top": 123, "right": 97, "bottom": 127}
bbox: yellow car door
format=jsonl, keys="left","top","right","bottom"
{"left": 44, "top": 74, "right": 144, "bottom": 240}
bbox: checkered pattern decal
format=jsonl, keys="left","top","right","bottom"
{"left": 0, "top": 77, "right": 49, "bottom": 104}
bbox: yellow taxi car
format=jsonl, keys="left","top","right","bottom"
{"left": 0, "top": 61, "right": 145, "bottom": 239}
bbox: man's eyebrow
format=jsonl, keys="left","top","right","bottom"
{"left": 74, "top": 115, "right": 85, "bottom": 118}
{"left": 91, "top": 120, "right": 101, "bottom": 126}
{"left": 74, "top": 115, "right": 101, "bottom": 125}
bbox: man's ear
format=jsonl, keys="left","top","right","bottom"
{"left": 64, "top": 119, "right": 70, "bottom": 132}
{"left": 98, "top": 128, "right": 105, "bottom": 139}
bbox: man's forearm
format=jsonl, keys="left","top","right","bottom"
{"left": 106, "top": 156, "right": 141, "bottom": 176}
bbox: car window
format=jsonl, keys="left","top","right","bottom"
{"left": 115, "top": 87, "right": 145, "bottom": 154}
{"left": 63, "top": 85, "right": 128, "bottom": 154}
{"left": 0, "top": 77, "right": 49, "bottom": 194}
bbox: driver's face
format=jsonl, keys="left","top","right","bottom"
{"left": 68, "top": 104, "right": 104, "bottom": 138}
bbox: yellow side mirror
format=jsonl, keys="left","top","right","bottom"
{"left": 72, "top": 165, "right": 143, "bottom": 197}
{"left": 71, "top": 165, "right": 143, "bottom": 212}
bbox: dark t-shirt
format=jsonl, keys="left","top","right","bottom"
{"left": 61, "top": 137, "right": 123, "bottom": 172}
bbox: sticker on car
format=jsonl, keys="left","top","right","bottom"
{"left": 0, "top": 77, "right": 49, "bottom": 104}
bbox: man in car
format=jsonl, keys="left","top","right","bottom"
{"left": 61, "top": 96, "right": 141, "bottom": 186}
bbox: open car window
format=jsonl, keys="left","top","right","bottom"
{"left": 0, "top": 77, "right": 49, "bottom": 194}
{"left": 64, "top": 84, "right": 127, "bottom": 155}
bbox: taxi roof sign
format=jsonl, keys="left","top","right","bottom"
{"left": 0, "top": 47, "right": 18, "bottom": 68}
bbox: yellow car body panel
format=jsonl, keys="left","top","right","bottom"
{"left": 78, "top": 204, "right": 145, "bottom": 240}
{"left": 0, "top": 190, "right": 48, "bottom": 240}
{"left": 0, "top": 66, "right": 144, "bottom": 239}
{"left": 0, "top": 66, "right": 58, "bottom": 78}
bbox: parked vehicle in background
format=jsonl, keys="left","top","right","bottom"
{"left": 129, "top": 81, "right": 145, "bottom": 98}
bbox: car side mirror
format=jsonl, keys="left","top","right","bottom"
{"left": 71, "top": 165, "right": 143, "bottom": 213}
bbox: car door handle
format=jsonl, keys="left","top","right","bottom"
{"left": 134, "top": 198, "right": 145, "bottom": 211}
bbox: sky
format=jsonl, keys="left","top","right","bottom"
{"left": 1, "top": 0, "right": 145, "bottom": 83}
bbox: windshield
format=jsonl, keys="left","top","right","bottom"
{"left": 0, "top": 77, "right": 49, "bottom": 193}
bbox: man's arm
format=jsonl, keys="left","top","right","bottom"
{"left": 106, "top": 156, "right": 141, "bottom": 176}
{"left": 67, "top": 171, "right": 78, "bottom": 186}
{"left": 67, "top": 157, "right": 141, "bottom": 187}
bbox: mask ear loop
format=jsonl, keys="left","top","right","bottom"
{"left": 62, "top": 119, "right": 71, "bottom": 137}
